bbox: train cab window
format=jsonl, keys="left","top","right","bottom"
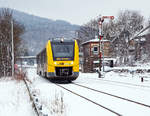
{"left": 51, "top": 42, "right": 74, "bottom": 61}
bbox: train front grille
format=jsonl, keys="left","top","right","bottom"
{"left": 55, "top": 67, "right": 72, "bottom": 76}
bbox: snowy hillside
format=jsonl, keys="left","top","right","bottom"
{"left": 10, "top": 9, "right": 80, "bottom": 55}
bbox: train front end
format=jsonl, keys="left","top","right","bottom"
{"left": 46, "top": 39, "right": 79, "bottom": 81}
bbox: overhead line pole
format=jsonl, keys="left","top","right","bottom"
{"left": 11, "top": 20, "right": 14, "bottom": 77}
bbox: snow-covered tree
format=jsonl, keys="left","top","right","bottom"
{"left": 0, "top": 8, "right": 25, "bottom": 77}
{"left": 77, "top": 10, "right": 144, "bottom": 65}
{"left": 115, "top": 10, "right": 144, "bottom": 65}
{"left": 77, "top": 19, "right": 99, "bottom": 43}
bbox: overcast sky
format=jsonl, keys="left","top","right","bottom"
{"left": 0, "top": 0, "right": 150, "bottom": 25}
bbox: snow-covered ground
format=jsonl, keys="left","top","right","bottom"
{"left": 0, "top": 77, "right": 36, "bottom": 116}
{"left": 26, "top": 67, "right": 150, "bottom": 116}
{"left": 0, "top": 65, "right": 150, "bottom": 116}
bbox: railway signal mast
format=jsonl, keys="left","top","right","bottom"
{"left": 98, "top": 16, "right": 114, "bottom": 77}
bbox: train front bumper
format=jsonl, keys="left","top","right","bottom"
{"left": 47, "top": 72, "right": 79, "bottom": 80}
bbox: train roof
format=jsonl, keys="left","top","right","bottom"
{"left": 49, "top": 38, "right": 75, "bottom": 42}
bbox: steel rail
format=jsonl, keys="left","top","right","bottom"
{"left": 23, "top": 79, "right": 40, "bottom": 116}
{"left": 86, "top": 77, "right": 150, "bottom": 89}
{"left": 55, "top": 83, "right": 122, "bottom": 116}
{"left": 73, "top": 83, "right": 150, "bottom": 108}
{"left": 100, "top": 79, "right": 150, "bottom": 88}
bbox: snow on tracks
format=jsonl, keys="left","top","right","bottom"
{"left": 55, "top": 83, "right": 122, "bottom": 116}
{"left": 26, "top": 67, "right": 150, "bottom": 116}
{"left": 55, "top": 82, "right": 150, "bottom": 116}
{"left": 73, "top": 83, "right": 150, "bottom": 108}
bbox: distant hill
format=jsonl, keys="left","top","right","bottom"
{"left": 11, "top": 9, "right": 80, "bottom": 55}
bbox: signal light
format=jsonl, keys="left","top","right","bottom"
{"left": 110, "top": 16, "right": 114, "bottom": 20}
{"left": 99, "top": 35, "right": 103, "bottom": 40}
{"left": 102, "top": 16, "right": 114, "bottom": 20}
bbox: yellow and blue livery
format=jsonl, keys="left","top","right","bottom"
{"left": 37, "top": 38, "right": 79, "bottom": 82}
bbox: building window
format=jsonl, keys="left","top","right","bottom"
{"left": 93, "top": 46, "right": 98, "bottom": 54}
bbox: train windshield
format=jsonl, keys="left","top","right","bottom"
{"left": 51, "top": 42, "right": 74, "bottom": 61}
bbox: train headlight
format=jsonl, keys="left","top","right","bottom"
{"left": 54, "top": 62, "right": 57, "bottom": 65}
{"left": 71, "top": 61, "right": 73, "bottom": 65}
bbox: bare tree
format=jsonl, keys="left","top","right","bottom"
{"left": 77, "top": 19, "right": 99, "bottom": 44}
{"left": 0, "top": 8, "right": 25, "bottom": 78}
{"left": 77, "top": 10, "right": 144, "bottom": 66}
{"left": 115, "top": 10, "right": 144, "bottom": 65}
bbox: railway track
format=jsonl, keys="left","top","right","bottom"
{"left": 15, "top": 68, "right": 40, "bottom": 116}
{"left": 72, "top": 83, "right": 150, "bottom": 109}
{"left": 23, "top": 79, "right": 40, "bottom": 116}
{"left": 86, "top": 77, "right": 150, "bottom": 90}
{"left": 99, "top": 79, "right": 150, "bottom": 88}
{"left": 25, "top": 67, "right": 150, "bottom": 116}
{"left": 55, "top": 81, "right": 150, "bottom": 116}
{"left": 55, "top": 83, "right": 122, "bottom": 116}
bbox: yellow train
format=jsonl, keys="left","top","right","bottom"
{"left": 36, "top": 38, "right": 79, "bottom": 82}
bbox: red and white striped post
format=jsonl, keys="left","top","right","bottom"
{"left": 98, "top": 16, "right": 114, "bottom": 77}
